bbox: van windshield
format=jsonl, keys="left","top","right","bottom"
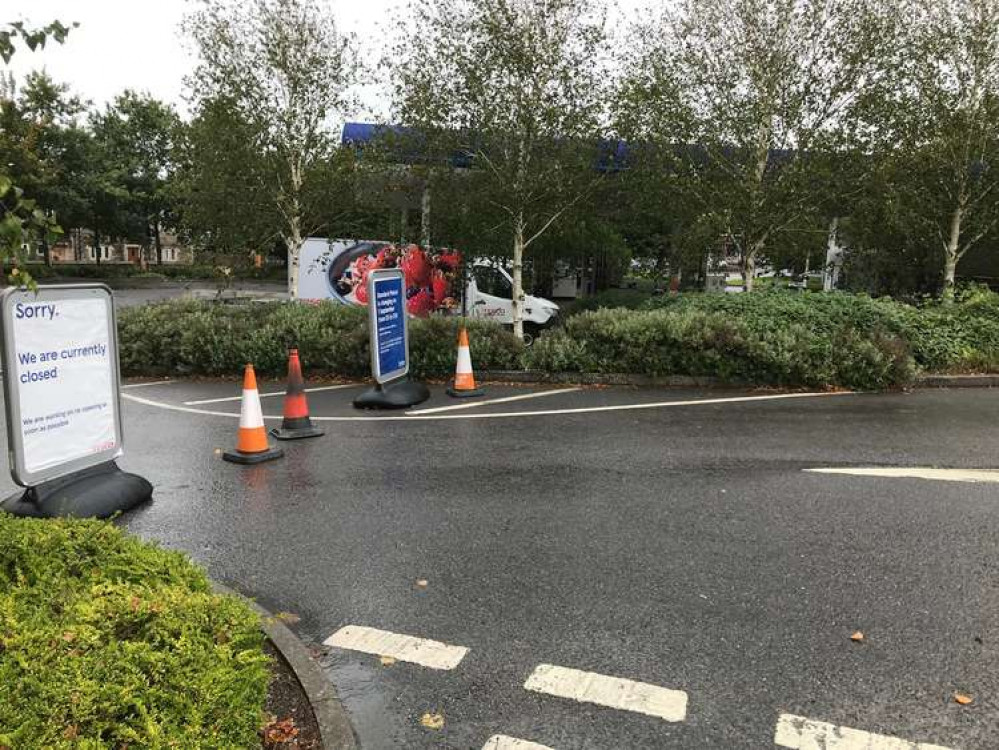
{"left": 473, "top": 266, "right": 511, "bottom": 297}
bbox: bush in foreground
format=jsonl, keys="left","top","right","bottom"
{"left": 0, "top": 515, "right": 269, "bottom": 749}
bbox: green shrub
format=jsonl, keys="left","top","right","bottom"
{"left": 525, "top": 304, "right": 915, "bottom": 389}
{"left": 117, "top": 300, "right": 524, "bottom": 378}
{"left": 0, "top": 515, "right": 268, "bottom": 749}
{"left": 117, "top": 290, "right": 999, "bottom": 389}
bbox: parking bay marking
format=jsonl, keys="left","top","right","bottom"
{"left": 483, "top": 736, "right": 555, "bottom": 750}
{"left": 125, "top": 389, "right": 854, "bottom": 422}
{"left": 774, "top": 713, "right": 953, "bottom": 750}
{"left": 523, "top": 664, "right": 687, "bottom": 722}
{"left": 183, "top": 384, "right": 355, "bottom": 405}
{"left": 806, "top": 467, "right": 999, "bottom": 484}
{"left": 324, "top": 625, "right": 468, "bottom": 670}
{"left": 121, "top": 379, "right": 175, "bottom": 389}
{"left": 408, "top": 388, "right": 582, "bottom": 415}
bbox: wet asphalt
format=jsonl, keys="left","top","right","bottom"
{"left": 4, "top": 382, "right": 998, "bottom": 749}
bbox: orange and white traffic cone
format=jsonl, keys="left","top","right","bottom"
{"left": 223, "top": 364, "right": 284, "bottom": 464}
{"left": 271, "top": 349, "right": 325, "bottom": 440}
{"left": 446, "top": 326, "right": 484, "bottom": 398}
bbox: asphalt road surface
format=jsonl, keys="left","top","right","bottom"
{"left": 5, "top": 382, "right": 998, "bottom": 749}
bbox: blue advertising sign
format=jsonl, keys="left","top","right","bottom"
{"left": 367, "top": 269, "right": 409, "bottom": 383}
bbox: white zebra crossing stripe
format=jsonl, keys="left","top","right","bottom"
{"left": 324, "top": 625, "right": 469, "bottom": 670}
{"left": 806, "top": 467, "right": 999, "bottom": 484}
{"left": 523, "top": 664, "right": 687, "bottom": 722}
{"left": 482, "top": 735, "right": 555, "bottom": 750}
{"left": 774, "top": 714, "right": 954, "bottom": 750}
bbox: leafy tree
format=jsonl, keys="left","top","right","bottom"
{"left": 857, "top": 0, "right": 999, "bottom": 301}
{"left": 0, "top": 21, "right": 75, "bottom": 283}
{"left": 620, "top": 0, "right": 884, "bottom": 291}
{"left": 390, "top": 0, "right": 610, "bottom": 338}
{"left": 90, "top": 91, "right": 181, "bottom": 263}
{"left": 184, "top": 0, "right": 357, "bottom": 296}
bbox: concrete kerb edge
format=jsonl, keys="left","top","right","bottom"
{"left": 210, "top": 581, "right": 358, "bottom": 750}
{"left": 478, "top": 370, "right": 999, "bottom": 389}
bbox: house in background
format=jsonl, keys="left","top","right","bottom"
{"left": 23, "top": 229, "right": 194, "bottom": 266}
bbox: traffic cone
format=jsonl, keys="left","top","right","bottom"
{"left": 223, "top": 364, "right": 285, "bottom": 464}
{"left": 271, "top": 349, "right": 325, "bottom": 440}
{"left": 446, "top": 326, "right": 484, "bottom": 398}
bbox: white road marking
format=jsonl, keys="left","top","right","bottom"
{"left": 523, "top": 664, "right": 687, "bottom": 722}
{"left": 121, "top": 379, "right": 175, "bottom": 389}
{"left": 774, "top": 713, "right": 953, "bottom": 750}
{"left": 807, "top": 467, "right": 999, "bottom": 484}
{"left": 408, "top": 388, "right": 582, "bottom": 415}
{"left": 124, "top": 389, "right": 853, "bottom": 423}
{"left": 184, "top": 384, "right": 355, "bottom": 405}
{"left": 324, "top": 625, "right": 468, "bottom": 670}
{"left": 482, "top": 736, "right": 554, "bottom": 750}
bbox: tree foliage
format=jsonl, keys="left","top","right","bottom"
{"left": 391, "top": 0, "right": 610, "bottom": 337}
{"left": 184, "top": 0, "right": 358, "bottom": 295}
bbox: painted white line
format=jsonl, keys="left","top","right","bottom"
{"left": 324, "top": 625, "right": 468, "bottom": 670}
{"left": 124, "top": 389, "right": 854, "bottom": 423}
{"left": 121, "top": 379, "right": 175, "bottom": 389}
{"left": 482, "top": 736, "right": 554, "bottom": 750}
{"left": 408, "top": 388, "right": 582, "bottom": 415}
{"left": 184, "top": 384, "right": 355, "bottom": 405}
{"left": 774, "top": 713, "right": 953, "bottom": 750}
{"left": 807, "top": 467, "right": 999, "bottom": 484}
{"left": 523, "top": 664, "right": 687, "bottom": 722}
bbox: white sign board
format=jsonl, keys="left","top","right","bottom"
{"left": 1, "top": 285, "right": 123, "bottom": 486}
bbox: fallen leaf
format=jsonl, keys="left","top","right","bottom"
{"left": 263, "top": 715, "right": 300, "bottom": 744}
{"left": 275, "top": 611, "right": 300, "bottom": 625}
{"left": 61, "top": 631, "right": 76, "bottom": 643}
{"left": 419, "top": 712, "right": 445, "bottom": 730}
{"left": 416, "top": 579, "right": 429, "bottom": 589}
{"left": 63, "top": 725, "right": 78, "bottom": 740}
{"left": 850, "top": 631, "right": 864, "bottom": 642}
{"left": 954, "top": 693, "right": 973, "bottom": 705}
{"left": 379, "top": 655, "right": 397, "bottom": 666}
{"left": 129, "top": 596, "right": 141, "bottom": 612}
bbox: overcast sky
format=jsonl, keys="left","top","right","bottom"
{"left": 5, "top": 0, "right": 652, "bottom": 120}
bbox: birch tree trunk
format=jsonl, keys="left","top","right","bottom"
{"left": 286, "top": 157, "right": 304, "bottom": 299}
{"left": 741, "top": 253, "right": 756, "bottom": 292}
{"left": 942, "top": 196, "right": 964, "bottom": 304}
{"left": 420, "top": 180, "right": 431, "bottom": 247}
{"left": 824, "top": 216, "right": 841, "bottom": 292}
{"left": 512, "top": 212, "right": 526, "bottom": 340}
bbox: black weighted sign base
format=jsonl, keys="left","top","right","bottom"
{"left": 353, "top": 379, "right": 430, "bottom": 410}
{"left": 1, "top": 461, "right": 152, "bottom": 519}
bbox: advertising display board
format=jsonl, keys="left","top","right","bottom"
{"left": 367, "top": 269, "right": 409, "bottom": 384}
{"left": 1, "top": 285, "right": 124, "bottom": 486}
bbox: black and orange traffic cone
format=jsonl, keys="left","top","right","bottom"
{"left": 446, "top": 327, "right": 484, "bottom": 398}
{"left": 224, "top": 364, "right": 285, "bottom": 464}
{"left": 271, "top": 349, "right": 325, "bottom": 440}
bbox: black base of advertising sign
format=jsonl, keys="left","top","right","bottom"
{"left": 1, "top": 461, "right": 152, "bottom": 519}
{"left": 353, "top": 379, "right": 431, "bottom": 409}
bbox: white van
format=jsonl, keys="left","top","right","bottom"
{"left": 296, "top": 238, "right": 560, "bottom": 333}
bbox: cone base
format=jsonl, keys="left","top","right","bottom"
{"left": 223, "top": 445, "right": 285, "bottom": 464}
{"left": 446, "top": 384, "right": 485, "bottom": 398}
{"left": 271, "top": 425, "right": 325, "bottom": 441}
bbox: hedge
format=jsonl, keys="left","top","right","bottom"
{"left": 116, "top": 288, "right": 999, "bottom": 390}
{"left": 117, "top": 300, "right": 524, "bottom": 379}
{"left": 0, "top": 515, "right": 269, "bottom": 749}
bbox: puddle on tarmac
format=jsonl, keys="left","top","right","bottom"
{"left": 322, "top": 651, "right": 410, "bottom": 748}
